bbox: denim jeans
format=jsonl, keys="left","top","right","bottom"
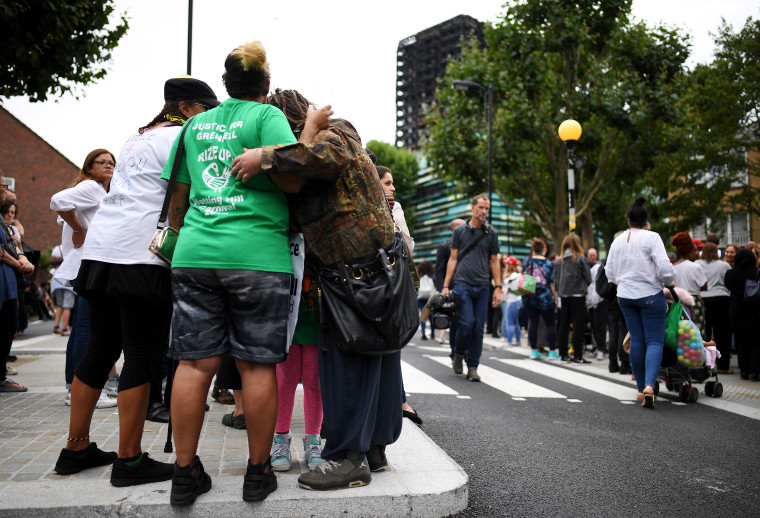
{"left": 65, "top": 296, "right": 89, "bottom": 388}
{"left": 453, "top": 284, "right": 490, "bottom": 368}
{"left": 501, "top": 299, "right": 522, "bottom": 343}
{"left": 618, "top": 292, "right": 667, "bottom": 391}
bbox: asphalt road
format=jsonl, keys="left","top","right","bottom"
{"left": 400, "top": 336, "right": 760, "bottom": 517}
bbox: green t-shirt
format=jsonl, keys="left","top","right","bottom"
{"left": 162, "top": 99, "right": 297, "bottom": 271}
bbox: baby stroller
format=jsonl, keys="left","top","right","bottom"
{"left": 657, "top": 287, "right": 723, "bottom": 403}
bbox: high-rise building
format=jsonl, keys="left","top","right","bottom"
{"left": 397, "top": 15, "right": 527, "bottom": 263}
{"left": 396, "top": 15, "right": 483, "bottom": 150}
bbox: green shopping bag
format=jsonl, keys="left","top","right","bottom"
{"left": 664, "top": 299, "right": 683, "bottom": 351}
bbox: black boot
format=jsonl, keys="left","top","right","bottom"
{"left": 243, "top": 458, "right": 277, "bottom": 502}
{"left": 171, "top": 456, "right": 212, "bottom": 506}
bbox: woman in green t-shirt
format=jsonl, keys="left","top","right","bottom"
{"left": 164, "top": 40, "right": 328, "bottom": 506}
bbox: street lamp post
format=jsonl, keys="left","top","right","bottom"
{"left": 452, "top": 80, "right": 494, "bottom": 227}
{"left": 558, "top": 120, "right": 582, "bottom": 233}
{"left": 187, "top": 0, "right": 193, "bottom": 75}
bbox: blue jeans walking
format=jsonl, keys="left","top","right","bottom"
{"left": 618, "top": 292, "right": 667, "bottom": 391}
{"left": 501, "top": 299, "right": 522, "bottom": 344}
{"left": 65, "top": 296, "right": 88, "bottom": 388}
{"left": 453, "top": 284, "right": 489, "bottom": 368}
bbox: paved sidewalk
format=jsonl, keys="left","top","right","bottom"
{"left": 0, "top": 327, "right": 467, "bottom": 517}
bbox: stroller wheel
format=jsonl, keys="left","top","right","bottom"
{"left": 713, "top": 383, "right": 723, "bottom": 398}
{"left": 688, "top": 386, "right": 699, "bottom": 403}
{"left": 705, "top": 381, "right": 715, "bottom": 397}
{"left": 678, "top": 384, "right": 689, "bottom": 401}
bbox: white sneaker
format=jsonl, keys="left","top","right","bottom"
{"left": 103, "top": 374, "right": 119, "bottom": 397}
{"left": 65, "top": 392, "right": 71, "bottom": 406}
{"left": 596, "top": 350, "right": 605, "bottom": 361}
{"left": 95, "top": 391, "right": 117, "bottom": 409}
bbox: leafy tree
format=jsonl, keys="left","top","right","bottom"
{"left": 0, "top": 0, "right": 129, "bottom": 102}
{"left": 645, "top": 17, "right": 760, "bottom": 237}
{"left": 425, "top": 0, "right": 689, "bottom": 246}
{"left": 365, "top": 139, "right": 420, "bottom": 231}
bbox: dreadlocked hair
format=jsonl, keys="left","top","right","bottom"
{"left": 138, "top": 101, "right": 190, "bottom": 134}
{"left": 267, "top": 89, "right": 311, "bottom": 137}
{"left": 223, "top": 40, "right": 270, "bottom": 100}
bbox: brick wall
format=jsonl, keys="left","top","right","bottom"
{"left": 0, "top": 107, "right": 80, "bottom": 251}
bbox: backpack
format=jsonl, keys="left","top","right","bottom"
{"left": 595, "top": 261, "right": 616, "bottom": 301}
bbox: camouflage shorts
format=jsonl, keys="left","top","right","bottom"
{"left": 170, "top": 268, "right": 291, "bottom": 363}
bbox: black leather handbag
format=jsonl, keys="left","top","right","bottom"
{"left": 317, "top": 233, "right": 419, "bottom": 356}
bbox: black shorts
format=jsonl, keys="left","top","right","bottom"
{"left": 169, "top": 268, "right": 291, "bottom": 363}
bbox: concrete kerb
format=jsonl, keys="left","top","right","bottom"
{"left": 0, "top": 423, "right": 467, "bottom": 518}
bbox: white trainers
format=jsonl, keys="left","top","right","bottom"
{"left": 95, "top": 391, "right": 117, "bottom": 409}
{"left": 64, "top": 392, "right": 71, "bottom": 406}
{"left": 103, "top": 374, "right": 119, "bottom": 397}
{"left": 596, "top": 350, "right": 605, "bottom": 361}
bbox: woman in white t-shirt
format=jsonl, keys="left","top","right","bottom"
{"left": 671, "top": 232, "right": 708, "bottom": 336}
{"left": 606, "top": 197, "right": 675, "bottom": 408}
{"left": 50, "top": 148, "right": 116, "bottom": 408}
{"left": 501, "top": 256, "right": 522, "bottom": 346}
{"left": 54, "top": 78, "right": 218, "bottom": 486}
{"left": 697, "top": 242, "right": 733, "bottom": 373}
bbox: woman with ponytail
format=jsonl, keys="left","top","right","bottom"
{"left": 605, "top": 197, "right": 675, "bottom": 409}
{"left": 54, "top": 77, "right": 218, "bottom": 485}
{"left": 165, "top": 41, "right": 329, "bottom": 506}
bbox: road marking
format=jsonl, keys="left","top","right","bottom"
{"left": 401, "top": 360, "right": 459, "bottom": 395}
{"left": 567, "top": 399, "right": 582, "bottom": 403}
{"left": 512, "top": 397, "right": 527, "bottom": 401}
{"left": 620, "top": 401, "right": 636, "bottom": 405}
{"left": 426, "top": 356, "right": 566, "bottom": 399}
{"left": 456, "top": 395, "right": 471, "bottom": 399}
{"left": 13, "top": 335, "right": 59, "bottom": 347}
{"left": 499, "top": 359, "right": 638, "bottom": 401}
{"left": 672, "top": 402, "right": 687, "bottom": 406}
{"left": 415, "top": 345, "right": 453, "bottom": 353}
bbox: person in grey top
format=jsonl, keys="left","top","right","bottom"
{"left": 441, "top": 194, "right": 501, "bottom": 381}
{"left": 555, "top": 234, "right": 592, "bottom": 363}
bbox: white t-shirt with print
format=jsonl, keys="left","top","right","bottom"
{"left": 674, "top": 260, "right": 707, "bottom": 296}
{"left": 50, "top": 179, "right": 107, "bottom": 282}
{"left": 83, "top": 126, "right": 181, "bottom": 267}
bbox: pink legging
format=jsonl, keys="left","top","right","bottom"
{"left": 276, "top": 344, "right": 323, "bottom": 436}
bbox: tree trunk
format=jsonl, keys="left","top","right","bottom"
{"left": 580, "top": 211, "right": 594, "bottom": 250}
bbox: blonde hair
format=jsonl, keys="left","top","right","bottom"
{"left": 229, "top": 40, "right": 269, "bottom": 74}
{"left": 560, "top": 234, "right": 584, "bottom": 263}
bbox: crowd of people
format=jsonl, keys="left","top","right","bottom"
{"left": 0, "top": 36, "right": 758, "bottom": 508}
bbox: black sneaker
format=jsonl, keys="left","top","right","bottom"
{"left": 171, "top": 456, "right": 212, "bottom": 506}
{"left": 572, "top": 358, "right": 591, "bottom": 364}
{"left": 619, "top": 364, "right": 633, "bottom": 375}
{"left": 452, "top": 354, "right": 464, "bottom": 375}
{"left": 297, "top": 450, "right": 371, "bottom": 490}
{"left": 54, "top": 443, "right": 117, "bottom": 475}
{"left": 608, "top": 362, "right": 620, "bottom": 373}
{"left": 366, "top": 444, "right": 388, "bottom": 472}
{"left": 146, "top": 401, "right": 170, "bottom": 423}
{"left": 110, "top": 452, "right": 173, "bottom": 487}
{"left": 243, "top": 458, "right": 277, "bottom": 502}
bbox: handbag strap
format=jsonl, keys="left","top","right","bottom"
{"left": 157, "top": 118, "right": 194, "bottom": 229}
{"left": 457, "top": 224, "right": 492, "bottom": 264}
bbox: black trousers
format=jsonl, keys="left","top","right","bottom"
{"left": 608, "top": 301, "right": 630, "bottom": 367}
{"left": 558, "top": 297, "right": 587, "bottom": 359}
{"left": 589, "top": 300, "right": 609, "bottom": 353}
{"left": 318, "top": 327, "right": 402, "bottom": 460}
{"left": 76, "top": 291, "right": 172, "bottom": 392}
{"left": 735, "top": 328, "right": 760, "bottom": 376}
{"left": 0, "top": 298, "right": 18, "bottom": 381}
{"left": 526, "top": 304, "right": 556, "bottom": 350}
{"left": 703, "top": 296, "right": 731, "bottom": 370}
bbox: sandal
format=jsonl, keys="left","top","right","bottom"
{"left": 641, "top": 386, "right": 655, "bottom": 409}
{"left": 211, "top": 385, "right": 235, "bottom": 405}
{"left": 61, "top": 328, "right": 70, "bottom": 337}
{"left": 53, "top": 326, "right": 60, "bottom": 334}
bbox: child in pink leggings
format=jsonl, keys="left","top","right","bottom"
{"left": 271, "top": 277, "right": 324, "bottom": 471}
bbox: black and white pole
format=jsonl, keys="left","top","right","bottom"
{"left": 558, "top": 120, "right": 582, "bottom": 233}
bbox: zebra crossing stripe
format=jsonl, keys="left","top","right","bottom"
{"left": 401, "top": 360, "right": 459, "bottom": 395}
{"left": 425, "top": 356, "right": 566, "bottom": 399}
{"left": 499, "top": 359, "right": 637, "bottom": 401}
